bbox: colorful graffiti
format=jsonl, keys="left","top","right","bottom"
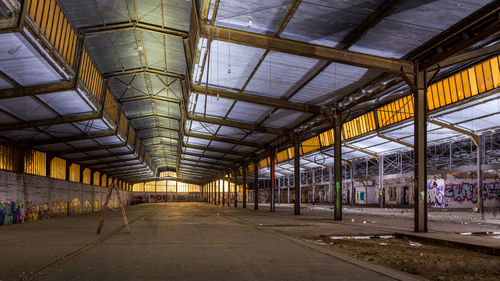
{"left": 50, "top": 201, "right": 68, "bottom": 217}
{"left": 444, "top": 182, "right": 500, "bottom": 203}
{"left": 70, "top": 198, "right": 81, "bottom": 215}
{"left": 25, "top": 202, "right": 49, "bottom": 222}
{"left": 93, "top": 200, "right": 101, "bottom": 212}
{"left": 428, "top": 179, "right": 445, "bottom": 208}
{"left": 0, "top": 201, "right": 23, "bottom": 225}
{"left": 0, "top": 201, "right": 51, "bottom": 225}
{"left": 83, "top": 200, "right": 91, "bottom": 213}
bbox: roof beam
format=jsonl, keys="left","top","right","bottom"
{"left": 185, "top": 131, "right": 265, "bottom": 149}
{"left": 407, "top": 1, "right": 500, "bottom": 69}
{"left": 429, "top": 43, "right": 500, "bottom": 70}
{"left": 100, "top": 163, "right": 145, "bottom": 171}
{"left": 180, "top": 163, "right": 222, "bottom": 172}
{"left": 88, "top": 157, "right": 140, "bottom": 167}
{"left": 344, "top": 144, "right": 380, "bottom": 162}
{"left": 191, "top": 84, "right": 324, "bottom": 114}
{"left": 341, "top": 0, "right": 406, "bottom": 48}
{"left": 120, "top": 96, "right": 180, "bottom": 104}
{"left": 135, "top": 125, "right": 180, "bottom": 132}
{"left": 181, "top": 157, "right": 232, "bottom": 168}
{"left": 377, "top": 133, "right": 414, "bottom": 148}
{"left": 183, "top": 143, "right": 249, "bottom": 157}
{"left": 33, "top": 130, "right": 117, "bottom": 146}
{"left": 180, "top": 161, "right": 228, "bottom": 170}
{"left": 103, "top": 67, "right": 184, "bottom": 80}
{"left": 129, "top": 114, "right": 181, "bottom": 122}
{"left": 79, "top": 21, "right": 188, "bottom": 38}
{"left": 188, "top": 114, "right": 288, "bottom": 136}
{"left": 0, "top": 81, "right": 75, "bottom": 99}
{"left": 199, "top": 24, "right": 413, "bottom": 75}
{"left": 0, "top": 113, "right": 101, "bottom": 131}
{"left": 72, "top": 151, "right": 137, "bottom": 162}
{"left": 58, "top": 143, "right": 127, "bottom": 155}
{"left": 182, "top": 151, "right": 236, "bottom": 163}
{"left": 428, "top": 119, "right": 479, "bottom": 146}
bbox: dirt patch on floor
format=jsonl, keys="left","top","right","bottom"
{"left": 312, "top": 236, "right": 500, "bottom": 281}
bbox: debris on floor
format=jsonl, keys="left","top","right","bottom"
{"left": 409, "top": 241, "right": 423, "bottom": 247}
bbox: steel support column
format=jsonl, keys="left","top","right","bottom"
{"left": 477, "top": 134, "right": 484, "bottom": 215}
{"left": 351, "top": 163, "right": 355, "bottom": 207}
{"left": 334, "top": 113, "right": 342, "bottom": 221}
{"left": 379, "top": 155, "right": 384, "bottom": 208}
{"left": 242, "top": 164, "right": 247, "bottom": 208}
{"left": 294, "top": 135, "right": 301, "bottom": 215}
{"left": 270, "top": 148, "right": 276, "bottom": 212}
{"left": 414, "top": 69, "right": 428, "bottom": 232}
{"left": 227, "top": 169, "right": 231, "bottom": 207}
{"left": 329, "top": 165, "right": 333, "bottom": 205}
{"left": 287, "top": 175, "right": 290, "bottom": 204}
{"left": 233, "top": 167, "right": 238, "bottom": 208}
{"left": 254, "top": 160, "right": 259, "bottom": 210}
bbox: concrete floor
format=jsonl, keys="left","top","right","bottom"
{"left": 0, "top": 203, "right": 425, "bottom": 281}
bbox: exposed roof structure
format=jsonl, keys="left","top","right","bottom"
{"left": 0, "top": 0, "right": 499, "bottom": 187}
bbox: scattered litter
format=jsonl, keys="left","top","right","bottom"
{"left": 379, "top": 242, "right": 388, "bottom": 246}
{"left": 330, "top": 235, "right": 394, "bottom": 240}
{"left": 363, "top": 220, "right": 367, "bottom": 224}
{"left": 459, "top": 232, "right": 472, "bottom": 236}
{"left": 216, "top": 213, "right": 220, "bottom": 216}
{"left": 370, "top": 220, "right": 376, "bottom": 224}
{"left": 419, "top": 253, "right": 424, "bottom": 256}
{"left": 351, "top": 219, "right": 355, "bottom": 222}
{"left": 492, "top": 236, "right": 500, "bottom": 239}
{"left": 258, "top": 223, "right": 263, "bottom": 226}
{"left": 409, "top": 241, "right": 423, "bottom": 247}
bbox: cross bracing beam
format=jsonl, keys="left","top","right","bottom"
{"left": 33, "top": 130, "right": 117, "bottom": 146}
{"left": 72, "top": 151, "right": 137, "bottom": 162}
{"left": 191, "top": 84, "right": 325, "bottom": 114}
{"left": 58, "top": 143, "right": 127, "bottom": 155}
{"left": 0, "top": 113, "right": 101, "bottom": 131}
{"left": 0, "top": 81, "right": 74, "bottom": 99}
{"left": 377, "top": 133, "right": 414, "bottom": 148}
{"left": 183, "top": 143, "right": 250, "bottom": 157}
{"left": 181, "top": 157, "right": 232, "bottom": 168}
{"left": 199, "top": 24, "right": 414, "bottom": 75}
{"left": 344, "top": 144, "right": 380, "bottom": 161}
{"left": 103, "top": 67, "right": 184, "bottom": 80}
{"left": 188, "top": 114, "right": 288, "bottom": 136}
{"left": 181, "top": 151, "right": 237, "bottom": 163}
{"left": 79, "top": 21, "right": 188, "bottom": 38}
{"left": 129, "top": 114, "right": 181, "bottom": 122}
{"left": 120, "top": 96, "right": 180, "bottom": 104}
{"left": 185, "top": 131, "right": 265, "bottom": 149}
{"left": 428, "top": 119, "right": 479, "bottom": 146}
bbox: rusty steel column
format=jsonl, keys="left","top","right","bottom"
{"left": 333, "top": 112, "right": 342, "bottom": 221}
{"left": 217, "top": 179, "right": 221, "bottom": 206}
{"left": 414, "top": 69, "right": 428, "bottom": 232}
{"left": 254, "top": 159, "right": 259, "bottom": 210}
{"left": 294, "top": 135, "right": 301, "bottom": 216}
{"left": 227, "top": 169, "right": 231, "bottom": 207}
{"left": 478, "top": 134, "right": 484, "bottom": 215}
{"left": 270, "top": 148, "right": 276, "bottom": 212}
{"left": 233, "top": 167, "right": 238, "bottom": 208}
{"left": 242, "top": 163, "right": 247, "bottom": 208}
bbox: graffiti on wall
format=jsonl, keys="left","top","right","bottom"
{"left": 428, "top": 179, "right": 445, "bottom": 208}
{"left": 83, "top": 200, "right": 91, "bottom": 213}
{"left": 444, "top": 182, "right": 500, "bottom": 203}
{"left": 70, "top": 198, "right": 81, "bottom": 215}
